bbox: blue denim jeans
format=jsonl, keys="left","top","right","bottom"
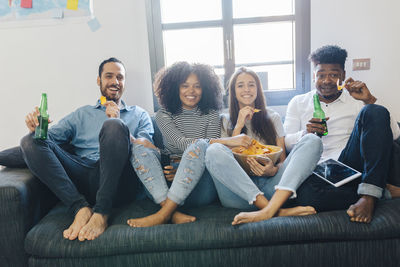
{"left": 294, "top": 104, "right": 394, "bottom": 212}
{"left": 205, "top": 134, "right": 322, "bottom": 210}
{"left": 338, "top": 104, "right": 393, "bottom": 198}
{"left": 20, "top": 119, "right": 141, "bottom": 215}
{"left": 131, "top": 139, "right": 217, "bottom": 207}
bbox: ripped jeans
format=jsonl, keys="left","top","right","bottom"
{"left": 131, "top": 139, "right": 217, "bottom": 207}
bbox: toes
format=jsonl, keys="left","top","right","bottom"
{"left": 127, "top": 219, "right": 138, "bottom": 227}
{"left": 63, "top": 228, "right": 72, "bottom": 239}
{"left": 78, "top": 229, "right": 87, "bottom": 242}
{"left": 346, "top": 205, "right": 355, "bottom": 217}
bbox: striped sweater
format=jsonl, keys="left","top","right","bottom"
{"left": 155, "top": 107, "right": 221, "bottom": 156}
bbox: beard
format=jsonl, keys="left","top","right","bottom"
{"left": 321, "top": 92, "right": 341, "bottom": 100}
{"left": 318, "top": 86, "right": 342, "bottom": 101}
{"left": 100, "top": 81, "right": 120, "bottom": 103}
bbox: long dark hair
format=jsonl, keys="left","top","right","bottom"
{"left": 154, "top": 61, "right": 222, "bottom": 114}
{"left": 227, "top": 67, "right": 277, "bottom": 145}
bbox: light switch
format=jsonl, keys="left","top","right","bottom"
{"left": 353, "top": 58, "right": 370, "bottom": 71}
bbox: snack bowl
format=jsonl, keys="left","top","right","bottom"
{"left": 232, "top": 145, "right": 283, "bottom": 175}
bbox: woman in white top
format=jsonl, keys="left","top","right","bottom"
{"left": 205, "top": 67, "right": 323, "bottom": 225}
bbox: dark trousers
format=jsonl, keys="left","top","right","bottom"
{"left": 291, "top": 104, "right": 393, "bottom": 212}
{"left": 20, "top": 119, "right": 140, "bottom": 215}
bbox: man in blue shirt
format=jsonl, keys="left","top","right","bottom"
{"left": 21, "top": 58, "right": 154, "bottom": 241}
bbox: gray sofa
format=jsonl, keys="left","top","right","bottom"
{"left": 1, "top": 120, "right": 400, "bottom": 267}
{"left": 1, "top": 166, "right": 400, "bottom": 267}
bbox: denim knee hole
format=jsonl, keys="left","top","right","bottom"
{"left": 135, "top": 165, "right": 149, "bottom": 175}
{"left": 184, "top": 168, "right": 194, "bottom": 174}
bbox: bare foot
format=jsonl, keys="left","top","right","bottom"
{"left": 63, "top": 207, "right": 92, "bottom": 240}
{"left": 127, "top": 212, "right": 169, "bottom": 228}
{"left": 171, "top": 211, "right": 196, "bottom": 224}
{"left": 346, "top": 195, "right": 375, "bottom": 223}
{"left": 78, "top": 213, "right": 108, "bottom": 241}
{"left": 232, "top": 206, "right": 316, "bottom": 226}
{"left": 387, "top": 183, "right": 400, "bottom": 198}
{"left": 277, "top": 206, "right": 316, "bottom": 217}
{"left": 232, "top": 210, "right": 268, "bottom": 225}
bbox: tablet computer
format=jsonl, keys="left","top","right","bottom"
{"left": 313, "top": 158, "right": 361, "bottom": 187}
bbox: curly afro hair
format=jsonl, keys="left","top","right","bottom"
{"left": 154, "top": 61, "right": 222, "bottom": 115}
{"left": 309, "top": 45, "right": 348, "bottom": 70}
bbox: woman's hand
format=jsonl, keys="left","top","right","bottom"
{"left": 163, "top": 165, "right": 176, "bottom": 182}
{"left": 222, "top": 134, "right": 252, "bottom": 148}
{"left": 233, "top": 106, "right": 256, "bottom": 136}
{"left": 247, "top": 157, "right": 278, "bottom": 177}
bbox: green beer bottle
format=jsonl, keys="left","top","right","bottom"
{"left": 313, "top": 93, "right": 328, "bottom": 137}
{"left": 34, "top": 93, "right": 49, "bottom": 140}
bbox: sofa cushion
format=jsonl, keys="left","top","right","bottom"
{"left": 25, "top": 198, "right": 400, "bottom": 259}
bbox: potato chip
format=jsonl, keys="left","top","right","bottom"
{"left": 236, "top": 139, "right": 272, "bottom": 155}
{"left": 100, "top": 96, "right": 106, "bottom": 105}
{"left": 337, "top": 80, "right": 344, "bottom": 91}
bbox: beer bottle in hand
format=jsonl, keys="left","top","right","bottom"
{"left": 313, "top": 93, "right": 328, "bottom": 137}
{"left": 34, "top": 93, "right": 49, "bottom": 140}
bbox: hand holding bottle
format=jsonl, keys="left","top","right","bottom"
{"left": 309, "top": 94, "right": 328, "bottom": 137}
{"left": 25, "top": 107, "right": 52, "bottom": 133}
{"left": 306, "top": 117, "right": 329, "bottom": 136}
{"left": 25, "top": 107, "right": 41, "bottom": 132}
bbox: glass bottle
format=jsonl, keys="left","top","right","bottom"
{"left": 34, "top": 93, "right": 49, "bottom": 140}
{"left": 313, "top": 93, "right": 328, "bottom": 137}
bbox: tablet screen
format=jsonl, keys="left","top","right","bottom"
{"left": 313, "top": 159, "right": 361, "bottom": 185}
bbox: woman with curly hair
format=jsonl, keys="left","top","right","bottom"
{"left": 128, "top": 62, "right": 251, "bottom": 227}
{"left": 205, "top": 67, "right": 323, "bottom": 225}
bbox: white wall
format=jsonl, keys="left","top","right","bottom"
{"left": 1, "top": 0, "right": 400, "bottom": 150}
{"left": 0, "top": 0, "right": 154, "bottom": 150}
{"left": 311, "top": 0, "right": 400, "bottom": 120}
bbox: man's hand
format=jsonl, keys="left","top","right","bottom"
{"left": 25, "top": 107, "right": 51, "bottom": 132}
{"left": 247, "top": 157, "right": 277, "bottom": 176}
{"left": 104, "top": 101, "right": 120, "bottom": 118}
{"left": 344, "top": 78, "right": 376, "bottom": 105}
{"left": 306, "top": 117, "right": 329, "bottom": 136}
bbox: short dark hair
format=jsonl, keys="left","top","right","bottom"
{"left": 309, "top": 45, "right": 348, "bottom": 70}
{"left": 154, "top": 61, "right": 222, "bottom": 115}
{"left": 98, "top": 57, "right": 125, "bottom": 77}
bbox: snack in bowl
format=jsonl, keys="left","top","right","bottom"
{"left": 231, "top": 139, "right": 283, "bottom": 175}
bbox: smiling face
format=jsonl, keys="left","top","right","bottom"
{"left": 313, "top": 63, "right": 345, "bottom": 103}
{"left": 234, "top": 73, "right": 258, "bottom": 109}
{"left": 97, "top": 62, "right": 126, "bottom": 105}
{"left": 179, "top": 73, "right": 202, "bottom": 110}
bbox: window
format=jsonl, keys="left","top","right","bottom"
{"left": 146, "top": 0, "right": 310, "bottom": 109}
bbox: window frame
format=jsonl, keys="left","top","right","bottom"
{"left": 145, "top": 0, "right": 310, "bottom": 110}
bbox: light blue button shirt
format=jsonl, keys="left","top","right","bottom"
{"left": 48, "top": 100, "right": 154, "bottom": 161}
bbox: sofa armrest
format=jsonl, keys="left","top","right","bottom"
{"left": 0, "top": 168, "right": 57, "bottom": 267}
